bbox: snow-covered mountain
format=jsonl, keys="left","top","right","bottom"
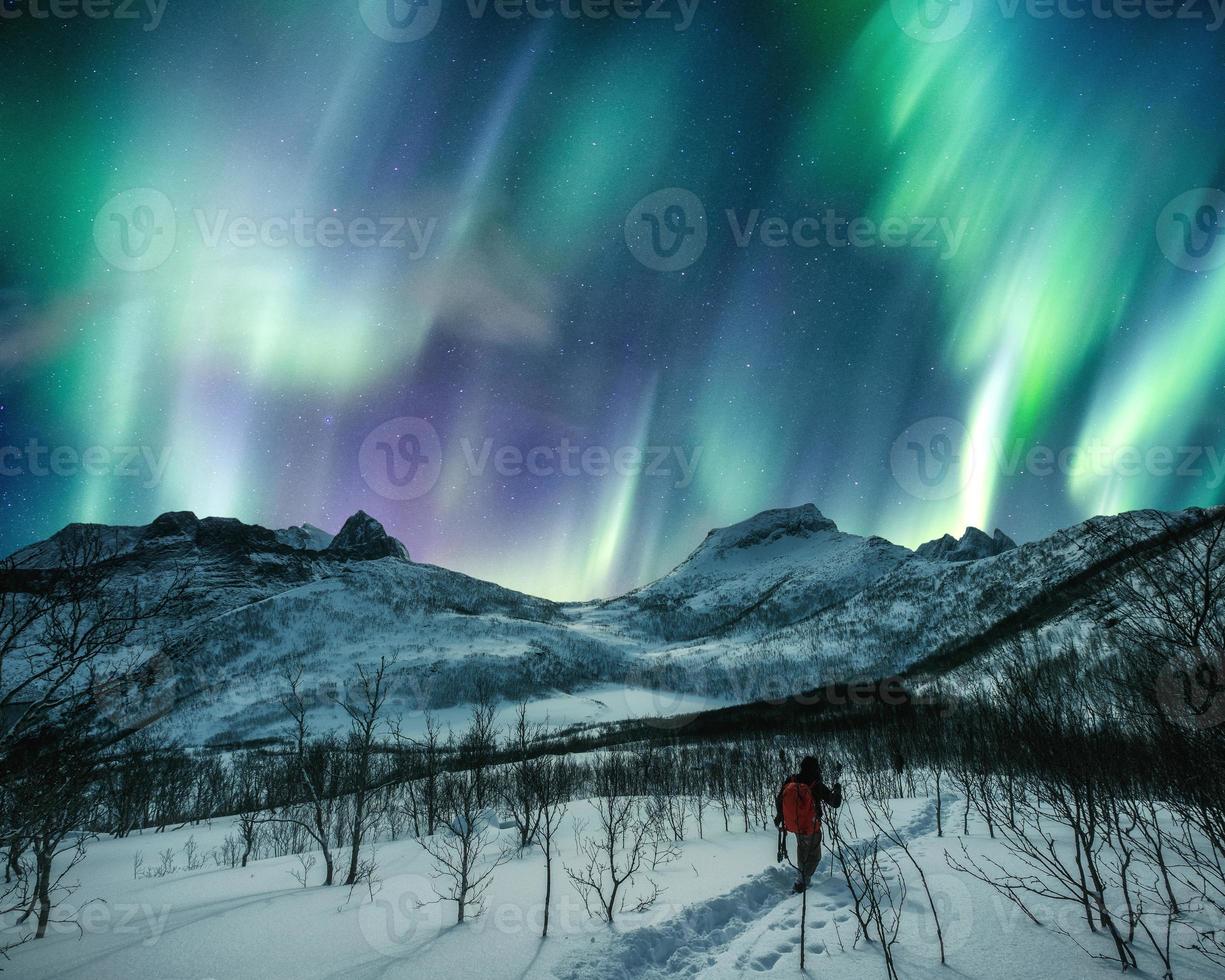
{"left": 273, "top": 523, "right": 334, "bottom": 551}
{"left": 6, "top": 503, "right": 1218, "bottom": 745}
{"left": 591, "top": 504, "right": 915, "bottom": 642}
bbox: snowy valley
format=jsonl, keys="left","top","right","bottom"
{"left": 3, "top": 504, "right": 1224, "bottom": 980}
{"left": 6, "top": 502, "right": 1211, "bottom": 747}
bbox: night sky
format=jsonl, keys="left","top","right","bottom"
{"left": 2, "top": 0, "right": 1224, "bottom": 599}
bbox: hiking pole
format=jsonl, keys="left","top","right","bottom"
{"left": 776, "top": 747, "right": 789, "bottom": 866}
{"left": 800, "top": 884, "right": 808, "bottom": 971}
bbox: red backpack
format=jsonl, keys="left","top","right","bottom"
{"left": 780, "top": 779, "right": 819, "bottom": 835}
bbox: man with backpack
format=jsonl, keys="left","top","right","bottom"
{"left": 775, "top": 755, "right": 843, "bottom": 893}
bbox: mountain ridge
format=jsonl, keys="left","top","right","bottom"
{"left": 7, "top": 509, "right": 410, "bottom": 569}
{"left": 5, "top": 502, "right": 1014, "bottom": 596}
{"left": 915, "top": 526, "right": 1017, "bottom": 562}
{"left": 8, "top": 503, "right": 1213, "bottom": 746}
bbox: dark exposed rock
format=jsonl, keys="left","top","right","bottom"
{"left": 326, "top": 511, "right": 409, "bottom": 561}
{"left": 916, "top": 526, "right": 1017, "bottom": 562}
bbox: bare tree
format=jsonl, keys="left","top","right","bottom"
{"left": 565, "top": 765, "right": 661, "bottom": 924}
{"left": 262, "top": 666, "right": 341, "bottom": 885}
{"left": 457, "top": 690, "right": 497, "bottom": 811}
{"left": 1080, "top": 508, "right": 1225, "bottom": 732}
{"left": 1, "top": 531, "right": 193, "bottom": 761}
{"left": 532, "top": 754, "right": 576, "bottom": 937}
{"left": 827, "top": 801, "right": 906, "bottom": 978}
{"left": 5, "top": 731, "right": 96, "bottom": 941}
{"left": 393, "top": 711, "right": 445, "bottom": 837}
{"left": 502, "top": 702, "right": 543, "bottom": 852}
{"left": 865, "top": 796, "right": 945, "bottom": 964}
{"left": 333, "top": 656, "right": 396, "bottom": 886}
{"left": 421, "top": 770, "right": 509, "bottom": 924}
{"left": 231, "top": 752, "right": 268, "bottom": 868}
{"left": 0, "top": 529, "right": 196, "bottom": 953}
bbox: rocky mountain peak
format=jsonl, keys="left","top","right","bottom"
{"left": 326, "top": 511, "right": 409, "bottom": 561}
{"left": 143, "top": 511, "right": 200, "bottom": 541}
{"left": 699, "top": 504, "right": 838, "bottom": 555}
{"left": 916, "top": 526, "right": 1017, "bottom": 563}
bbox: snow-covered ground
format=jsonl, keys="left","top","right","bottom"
{"left": 187, "top": 684, "right": 738, "bottom": 745}
{"left": 10, "top": 793, "right": 1213, "bottom": 979}
{"left": 380, "top": 684, "right": 737, "bottom": 741}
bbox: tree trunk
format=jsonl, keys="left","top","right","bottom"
{"left": 1072, "top": 833, "right": 1096, "bottom": 931}
{"left": 542, "top": 849, "right": 552, "bottom": 938}
{"left": 345, "top": 822, "right": 362, "bottom": 887}
{"left": 935, "top": 769, "right": 943, "bottom": 838}
{"left": 34, "top": 851, "right": 52, "bottom": 939}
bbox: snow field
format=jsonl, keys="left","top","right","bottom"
{"left": 9, "top": 793, "right": 1217, "bottom": 979}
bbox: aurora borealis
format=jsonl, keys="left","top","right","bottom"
{"left": 2, "top": 1, "right": 1225, "bottom": 600}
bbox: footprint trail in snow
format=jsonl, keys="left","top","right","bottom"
{"left": 554, "top": 798, "right": 942, "bottom": 980}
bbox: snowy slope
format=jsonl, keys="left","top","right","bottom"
{"left": 273, "top": 523, "right": 334, "bottom": 551}
{"left": 8, "top": 504, "right": 1221, "bottom": 745}
{"left": 586, "top": 504, "right": 915, "bottom": 642}
{"left": 10, "top": 791, "right": 1213, "bottom": 980}
{"left": 634, "top": 506, "right": 1225, "bottom": 703}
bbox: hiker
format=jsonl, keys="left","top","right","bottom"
{"left": 775, "top": 755, "right": 842, "bottom": 893}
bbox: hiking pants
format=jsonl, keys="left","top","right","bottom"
{"left": 796, "top": 832, "right": 823, "bottom": 885}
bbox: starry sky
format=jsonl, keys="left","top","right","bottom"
{"left": 2, "top": 0, "right": 1224, "bottom": 600}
